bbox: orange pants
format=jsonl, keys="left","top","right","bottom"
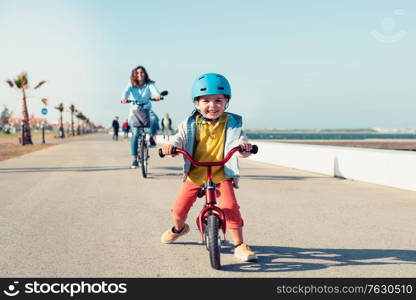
{"left": 172, "top": 180, "right": 244, "bottom": 229}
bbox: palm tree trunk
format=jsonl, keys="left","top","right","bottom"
{"left": 21, "top": 89, "right": 33, "bottom": 145}
{"left": 71, "top": 113, "right": 75, "bottom": 136}
{"left": 59, "top": 112, "right": 65, "bottom": 138}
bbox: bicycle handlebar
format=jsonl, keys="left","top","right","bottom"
{"left": 121, "top": 97, "right": 164, "bottom": 104}
{"left": 121, "top": 90, "right": 168, "bottom": 104}
{"left": 158, "top": 145, "right": 258, "bottom": 167}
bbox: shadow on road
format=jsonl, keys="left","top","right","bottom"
{"left": 146, "top": 166, "right": 183, "bottom": 179}
{"left": 154, "top": 166, "right": 183, "bottom": 171}
{"left": 241, "top": 175, "right": 321, "bottom": 181}
{"left": 0, "top": 166, "right": 128, "bottom": 173}
{"left": 150, "top": 167, "right": 322, "bottom": 181}
{"left": 220, "top": 245, "right": 416, "bottom": 273}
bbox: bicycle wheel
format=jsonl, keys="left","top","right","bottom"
{"left": 139, "top": 138, "right": 148, "bottom": 178}
{"left": 205, "top": 215, "right": 221, "bottom": 269}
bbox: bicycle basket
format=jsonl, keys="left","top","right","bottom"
{"left": 131, "top": 109, "right": 150, "bottom": 128}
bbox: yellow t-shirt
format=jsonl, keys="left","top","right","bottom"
{"left": 187, "top": 114, "right": 228, "bottom": 185}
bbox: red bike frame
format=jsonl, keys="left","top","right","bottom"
{"left": 169, "top": 146, "right": 243, "bottom": 242}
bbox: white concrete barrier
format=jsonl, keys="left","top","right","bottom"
{"left": 248, "top": 141, "right": 416, "bottom": 192}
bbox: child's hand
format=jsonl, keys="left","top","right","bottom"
{"left": 239, "top": 142, "right": 252, "bottom": 158}
{"left": 239, "top": 142, "right": 252, "bottom": 152}
{"left": 162, "top": 144, "right": 177, "bottom": 157}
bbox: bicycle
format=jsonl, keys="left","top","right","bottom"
{"left": 159, "top": 144, "right": 258, "bottom": 269}
{"left": 122, "top": 90, "right": 168, "bottom": 178}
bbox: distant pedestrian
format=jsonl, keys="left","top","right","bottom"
{"left": 112, "top": 116, "right": 120, "bottom": 141}
{"left": 161, "top": 113, "right": 173, "bottom": 142}
{"left": 122, "top": 119, "right": 130, "bottom": 139}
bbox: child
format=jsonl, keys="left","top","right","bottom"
{"left": 160, "top": 73, "right": 257, "bottom": 261}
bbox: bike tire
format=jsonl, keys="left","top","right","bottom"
{"left": 206, "top": 215, "right": 221, "bottom": 270}
{"left": 142, "top": 144, "right": 149, "bottom": 178}
{"left": 140, "top": 138, "right": 147, "bottom": 178}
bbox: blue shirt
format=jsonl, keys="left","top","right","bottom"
{"left": 122, "top": 82, "right": 160, "bottom": 110}
{"left": 122, "top": 82, "right": 160, "bottom": 126}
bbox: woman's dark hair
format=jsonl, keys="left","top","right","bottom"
{"left": 130, "top": 65, "right": 154, "bottom": 87}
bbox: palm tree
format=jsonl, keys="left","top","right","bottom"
{"left": 85, "top": 118, "right": 92, "bottom": 134}
{"left": 6, "top": 72, "right": 46, "bottom": 145}
{"left": 69, "top": 104, "right": 76, "bottom": 136}
{"left": 76, "top": 112, "right": 87, "bottom": 134}
{"left": 55, "top": 103, "right": 65, "bottom": 138}
{"left": 75, "top": 111, "right": 83, "bottom": 135}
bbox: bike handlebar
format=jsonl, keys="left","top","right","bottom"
{"left": 121, "top": 97, "right": 164, "bottom": 104}
{"left": 120, "top": 90, "right": 168, "bottom": 104}
{"left": 158, "top": 145, "right": 258, "bottom": 167}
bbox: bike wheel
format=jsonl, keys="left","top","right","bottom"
{"left": 140, "top": 138, "right": 148, "bottom": 178}
{"left": 206, "top": 215, "right": 221, "bottom": 270}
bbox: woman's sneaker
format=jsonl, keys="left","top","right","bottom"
{"left": 131, "top": 160, "right": 139, "bottom": 169}
{"left": 149, "top": 137, "right": 157, "bottom": 147}
{"left": 234, "top": 243, "right": 257, "bottom": 261}
{"left": 160, "top": 224, "right": 190, "bottom": 243}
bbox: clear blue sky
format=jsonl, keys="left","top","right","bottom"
{"left": 0, "top": 0, "right": 415, "bottom": 129}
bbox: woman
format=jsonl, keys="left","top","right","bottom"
{"left": 121, "top": 65, "right": 161, "bottom": 168}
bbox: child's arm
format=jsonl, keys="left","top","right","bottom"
{"left": 162, "top": 120, "right": 186, "bottom": 156}
{"left": 238, "top": 128, "right": 252, "bottom": 158}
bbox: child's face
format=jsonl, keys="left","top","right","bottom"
{"left": 194, "top": 94, "right": 228, "bottom": 120}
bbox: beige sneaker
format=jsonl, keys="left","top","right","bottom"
{"left": 160, "top": 224, "right": 190, "bottom": 244}
{"left": 234, "top": 243, "right": 258, "bottom": 261}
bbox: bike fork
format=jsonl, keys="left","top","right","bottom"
{"left": 197, "top": 185, "right": 227, "bottom": 244}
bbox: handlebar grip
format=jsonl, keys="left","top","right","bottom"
{"left": 239, "top": 144, "right": 259, "bottom": 154}
{"left": 158, "top": 147, "right": 178, "bottom": 158}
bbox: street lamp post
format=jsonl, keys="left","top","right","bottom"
{"left": 42, "top": 121, "right": 45, "bottom": 144}
{"left": 40, "top": 99, "right": 48, "bottom": 144}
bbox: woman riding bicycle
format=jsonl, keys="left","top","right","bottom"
{"left": 121, "top": 65, "right": 162, "bottom": 168}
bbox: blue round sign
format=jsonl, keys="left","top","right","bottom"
{"left": 41, "top": 108, "right": 48, "bottom": 115}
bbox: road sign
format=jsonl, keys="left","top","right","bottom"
{"left": 41, "top": 108, "right": 48, "bottom": 115}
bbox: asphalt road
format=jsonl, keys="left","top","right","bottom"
{"left": 1, "top": 134, "right": 415, "bottom": 277}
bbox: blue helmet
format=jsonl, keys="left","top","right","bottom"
{"left": 191, "top": 73, "right": 231, "bottom": 101}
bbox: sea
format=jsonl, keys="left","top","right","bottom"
{"left": 246, "top": 133, "right": 416, "bottom": 140}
